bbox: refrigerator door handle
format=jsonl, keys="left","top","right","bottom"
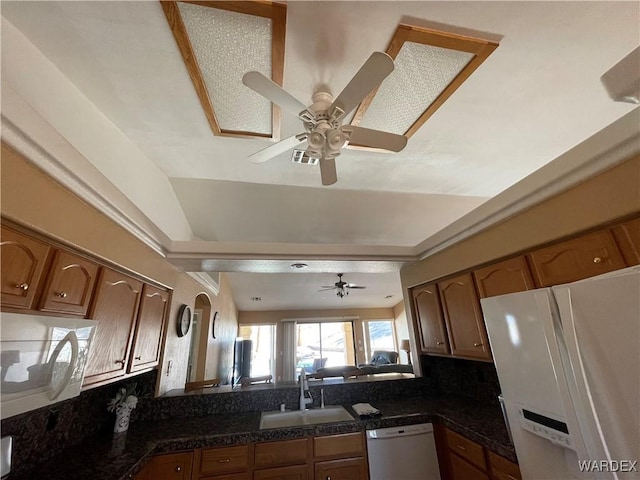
{"left": 498, "top": 394, "right": 514, "bottom": 444}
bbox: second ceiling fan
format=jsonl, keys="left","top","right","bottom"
{"left": 242, "top": 52, "right": 407, "bottom": 186}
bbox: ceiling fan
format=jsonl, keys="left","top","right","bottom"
{"left": 242, "top": 52, "right": 408, "bottom": 186}
{"left": 320, "top": 273, "right": 367, "bottom": 298}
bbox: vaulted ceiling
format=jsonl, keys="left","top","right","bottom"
{"left": 2, "top": 1, "right": 638, "bottom": 310}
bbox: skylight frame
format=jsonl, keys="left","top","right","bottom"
{"left": 350, "top": 24, "right": 499, "bottom": 140}
{"left": 161, "top": 0, "right": 286, "bottom": 140}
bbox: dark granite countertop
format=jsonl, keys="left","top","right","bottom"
{"left": 12, "top": 395, "right": 515, "bottom": 480}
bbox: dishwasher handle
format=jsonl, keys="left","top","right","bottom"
{"left": 367, "top": 423, "right": 434, "bottom": 439}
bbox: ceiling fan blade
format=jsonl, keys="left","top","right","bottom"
{"left": 319, "top": 157, "right": 338, "bottom": 186}
{"left": 242, "top": 71, "right": 307, "bottom": 117}
{"left": 329, "top": 52, "right": 394, "bottom": 120}
{"left": 248, "top": 134, "right": 305, "bottom": 164}
{"left": 344, "top": 126, "right": 407, "bottom": 152}
{"left": 346, "top": 285, "right": 367, "bottom": 289}
{"left": 319, "top": 287, "right": 337, "bottom": 291}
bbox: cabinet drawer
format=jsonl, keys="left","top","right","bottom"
{"left": 201, "top": 474, "right": 249, "bottom": 480}
{"left": 315, "top": 457, "right": 367, "bottom": 480}
{"left": 255, "top": 438, "right": 308, "bottom": 467}
{"left": 253, "top": 464, "right": 309, "bottom": 480}
{"left": 313, "top": 432, "right": 364, "bottom": 458}
{"left": 199, "top": 445, "right": 249, "bottom": 475}
{"left": 528, "top": 230, "right": 625, "bottom": 286}
{"left": 488, "top": 451, "right": 521, "bottom": 480}
{"left": 450, "top": 451, "right": 489, "bottom": 480}
{"left": 446, "top": 429, "right": 486, "bottom": 471}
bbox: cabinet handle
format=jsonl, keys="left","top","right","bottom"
{"left": 134, "top": 356, "right": 142, "bottom": 361}
{"left": 114, "top": 359, "right": 125, "bottom": 365}
{"left": 55, "top": 292, "right": 68, "bottom": 298}
{"left": 456, "top": 444, "right": 466, "bottom": 451}
{"left": 217, "top": 458, "right": 231, "bottom": 463}
{"left": 175, "top": 466, "right": 182, "bottom": 472}
{"left": 507, "top": 475, "right": 518, "bottom": 480}
{"left": 473, "top": 342, "right": 483, "bottom": 347}
{"left": 593, "top": 256, "right": 602, "bottom": 263}
{"left": 436, "top": 341, "right": 444, "bottom": 345}
{"left": 15, "top": 283, "right": 29, "bottom": 291}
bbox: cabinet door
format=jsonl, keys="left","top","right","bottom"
{"left": 439, "top": 273, "right": 492, "bottom": 361}
{"left": 314, "top": 457, "right": 367, "bottom": 480}
{"left": 150, "top": 452, "right": 193, "bottom": 480}
{"left": 83, "top": 268, "right": 142, "bottom": 386}
{"left": 450, "top": 453, "right": 489, "bottom": 480}
{"left": 473, "top": 256, "right": 535, "bottom": 298}
{"left": 133, "top": 461, "right": 153, "bottom": 480}
{"left": 253, "top": 464, "right": 309, "bottom": 480}
{"left": 255, "top": 438, "right": 308, "bottom": 468}
{"left": 528, "top": 230, "right": 626, "bottom": 287}
{"left": 611, "top": 217, "right": 640, "bottom": 266}
{"left": 1, "top": 227, "right": 51, "bottom": 309}
{"left": 129, "top": 284, "right": 169, "bottom": 372}
{"left": 412, "top": 283, "right": 450, "bottom": 354}
{"left": 488, "top": 451, "right": 521, "bottom": 480}
{"left": 40, "top": 250, "right": 99, "bottom": 316}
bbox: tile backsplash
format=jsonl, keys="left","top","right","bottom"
{"left": 0, "top": 371, "right": 157, "bottom": 478}
{"left": 420, "top": 355, "right": 501, "bottom": 406}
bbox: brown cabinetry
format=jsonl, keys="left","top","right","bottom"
{"left": 196, "top": 445, "right": 250, "bottom": 478}
{"left": 129, "top": 284, "right": 170, "bottom": 372}
{"left": 473, "top": 256, "right": 536, "bottom": 299}
{"left": 83, "top": 268, "right": 143, "bottom": 386}
{"left": 315, "top": 457, "right": 367, "bottom": 480}
{"left": 254, "top": 438, "right": 308, "bottom": 469}
{"left": 438, "top": 428, "right": 521, "bottom": 480}
{"left": 254, "top": 465, "right": 308, "bottom": 480}
{"left": 611, "top": 217, "right": 640, "bottom": 266}
{"left": 528, "top": 230, "right": 626, "bottom": 287}
{"left": 149, "top": 452, "right": 193, "bottom": 480}
{"left": 0, "top": 227, "right": 51, "bottom": 309}
{"left": 412, "top": 283, "right": 449, "bottom": 355}
{"left": 40, "top": 249, "right": 99, "bottom": 316}
{"left": 439, "top": 273, "right": 492, "bottom": 361}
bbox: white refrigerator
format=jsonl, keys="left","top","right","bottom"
{"left": 481, "top": 266, "right": 639, "bottom": 480}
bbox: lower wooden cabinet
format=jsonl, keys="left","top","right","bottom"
{"left": 254, "top": 464, "right": 308, "bottom": 480}
{"left": 315, "top": 457, "right": 367, "bottom": 480}
{"left": 133, "top": 452, "right": 194, "bottom": 480}
{"left": 196, "top": 445, "right": 250, "bottom": 478}
{"left": 439, "top": 427, "right": 521, "bottom": 480}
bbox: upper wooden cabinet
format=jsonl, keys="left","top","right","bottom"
{"left": 39, "top": 250, "right": 100, "bottom": 316}
{"left": 0, "top": 227, "right": 51, "bottom": 309}
{"left": 528, "top": 230, "right": 626, "bottom": 287}
{"left": 412, "top": 283, "right": 450, "bottom": 355}
{"left": 439, "top": 273, "right": 492, "bottom": 361}
{"left": 84, "top": 268, "right": 143, "bottom": 386}
{"left": 611, "top": 217, "right": 640, "bottom": 266}
{"left": 473, "top": 256, "right": 536, "bottom": 299}
{"left": 129, "top": 284, "right": 170, "bottom": 373}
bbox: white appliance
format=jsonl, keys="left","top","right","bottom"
{"left": 1, "top": 312, "right": 97, "bottom": 419}
{"left": 482, "top": 266, "right": 640, "bottom": 480}
{"left": 366, "top": 423, "right": 441, "bottom": 479}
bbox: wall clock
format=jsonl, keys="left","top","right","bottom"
{"left": 177, "top": 304, "right": 191, "bottom": 337}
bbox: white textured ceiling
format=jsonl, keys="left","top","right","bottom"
{"left": 1, "top": 1, "right": 638, "bottom": 310}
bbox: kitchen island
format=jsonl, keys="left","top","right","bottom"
{"left": 12, "top": 395, "right": 515, "bottom": 480}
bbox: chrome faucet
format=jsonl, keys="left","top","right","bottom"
{"left": 299, "top": 368, "right": 313, "bottom": 411}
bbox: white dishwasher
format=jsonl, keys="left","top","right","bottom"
{"left": 366, "top": 423, "right": 441, "bottom": 480}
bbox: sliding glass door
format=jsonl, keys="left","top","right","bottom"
{"left": 296, "top": 321, "right": 356, "bottom": 373}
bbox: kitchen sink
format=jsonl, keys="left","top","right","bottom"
{"left": 259, "top": 405, "right": 355, "bottom": 429}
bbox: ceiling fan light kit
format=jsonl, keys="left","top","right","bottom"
{"left": 242, "top": 51, "right": 409, "bottom": 186}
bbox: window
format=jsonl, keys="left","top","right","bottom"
{"left": 238, "top": 324, "right": 275, "bottom": 378}
{"left": 296, "top": 321, "right": 356, "bottom": 373}
{"left": 363, "top": 320, "right": 397, "bottom": 360}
